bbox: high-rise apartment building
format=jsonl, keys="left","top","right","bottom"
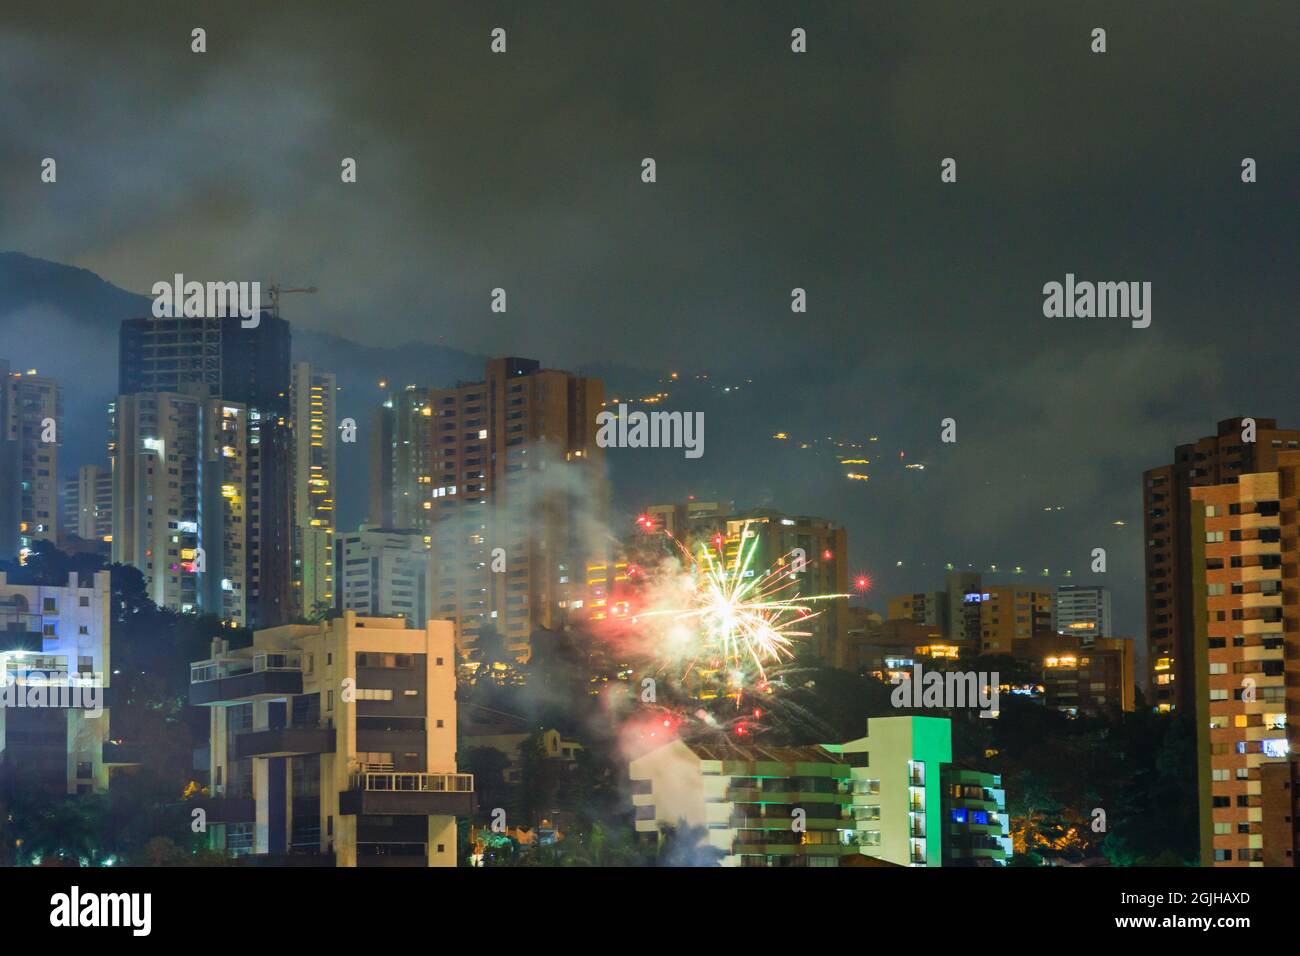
{"left": 1052, "top": 584, "right": 1112, "bottom": 642}
{"left": 0, "top": 570, "right": 112, "bottom": 794}
{"left": 1189, "top": 455, "right": 1299, "bottom": 866}
{"left": 629, "top": 716, "right": 953, "bottom": 867}
{"left": 373, "top": 357, "right": 606, "bottom": 661}
{"left": 117, "top": 313, "right": 294, "bottom": 627}
{"left": 190, "top": 612, "right": 473, "bottom": 866}
{"left": 1144, "top": 416, "right": 1300, "bottom": 713}
{"left": 2, "top": 365, "right": 60, "bottom": 556}
{"left": 336, "top": 526, "right": 433, "bottom": 629}
{"left": 60, "top": 464, "right": 113, "bottom": 546}
{"left": 0, "top": 361, "right": 17, "bottom": 560}
{"left": 118, "top": 314, "right": 291, "bottom": 415}
{"left": 111, "top": 393, "right": 248, "bottom": 623}
{"left": 290, "top": 362, "right": 337, "bottom": 620}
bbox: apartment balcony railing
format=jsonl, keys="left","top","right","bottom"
{"left": 189, "top": 652, "right": 303, "bottom": 705}
{"left": 351, "top": 771, "right": 473, "bottom": 793}
{"left": 727, "top": 788, "right": 845, "bottom": 804}
{"left": 339, "top": 772, "right": 475, "bottom": 817}
{"left": 190, "top": 652, "right": 303, "bottom": 684}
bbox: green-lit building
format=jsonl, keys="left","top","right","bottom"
{"left": 941, "top": 768, "right": 1011, "bottom": 866}
{"left": 629, "top": 715, "right": 952, "bottom": 867}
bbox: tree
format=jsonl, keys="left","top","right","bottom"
{"left": 516, "top": 730, "right": 552, "bottom": 826}
{"left": 462, "top": 746, "right": 512, "bottom": 818}
{"left": 307, "top": 600, "right": 340, "bottom": 623}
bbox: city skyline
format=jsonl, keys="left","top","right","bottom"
{"left": 0, "top": 0, "right": 1294, "bottom": 891}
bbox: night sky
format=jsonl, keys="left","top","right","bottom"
{"left": 1, "top": 1, "right": 1297, "bottom": 642}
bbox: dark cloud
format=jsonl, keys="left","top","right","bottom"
{"left": 0, "top": 0, "right": 1296, "bottom": 638}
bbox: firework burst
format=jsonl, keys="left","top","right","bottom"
{"left": 635, "top": 521, "right": 848, "bottom": 698}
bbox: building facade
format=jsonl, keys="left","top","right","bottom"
{"left": 1189, "top": 456, "right": 1298, "bottom": 866}
{"left": 373, "top": 357, "right": 606, "bottom": 661}
{"left": 290, "top": 362, "right": 337, "bottom": 620}
{"left": 111, "top": 393, "right": 248, "bottom": 622}
{"left": 190, "top": 612, "right": 473, "bottom": 866}
{"left": 0, "top": 570, "right": 112, "bottom": 794}
{"left": 60, "top": 464, "right": 113, "bottom": 546}
{"left": 889, "top": 573, "right": 1053, "bottom": 656}
{"left": 117, "top": 313, "right": 293, "bottom": 628}
{"left": 941, "top": 768, "right": 1011, "bottom": 866}
{"left": 1052, "top": 584, "right": 1112, "bottom": 641}
{"left": 1144, "top": 416, "right": 1300, "bottom": 713}
{"left": 629, "top": 716, "right": 953, "bottom": 867}
{"left": 887, "top": 591, "right": 947, "bottom": 630}
{"left": 3, "top": 365, "right": 60, "bottom": 557}
{"left": 336, "top": 526, "right": 433, "bottom": 629}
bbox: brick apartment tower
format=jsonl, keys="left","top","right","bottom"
{"left": 1143, "top": 417, "right": 1300, "bottom": 713}
{"left": 1189, "top": 452, "right": 1300, "bottom": 866}
{"left": 374, "top": 358, "right": 606, "bottom": 662}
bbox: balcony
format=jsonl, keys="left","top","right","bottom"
{"left": 726, "top": 788, "right": 844, "bottom": 804}
{"left": 338, "top": 771, "right": 475, "bottom": 817}
{"left": 235, "top": 725, "right": 336, "bottom": 759}
{"left": 730, "top": 814, "right": 847, "bottom": 830}
{"left": 190, "top": 652, "right": 303, "bottom": 706}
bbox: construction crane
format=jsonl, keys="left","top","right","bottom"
{"left": 265, "top": 283, "right": 318, "bottom": 318}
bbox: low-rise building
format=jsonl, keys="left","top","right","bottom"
{"left": 942, "top": 768, "right": 1011, "bottom": 866}
{"left": 189, "top": 611, "right": 473, "bottom": 866}
{"left": 0, "top": 569, "right": 112, "bottom": 794}
{"left": 629, "top": 716, "right": 952, "bottom": 867}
